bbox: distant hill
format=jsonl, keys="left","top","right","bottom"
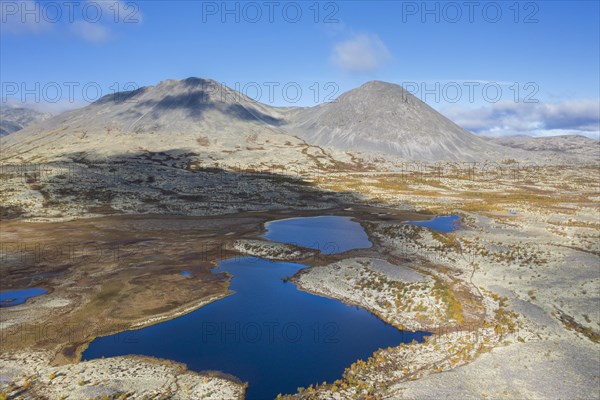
{"left": 0, "top": 107, "right": 52, "bottom": 136}
{"left": 485, "top": 135, "right": 599, "bottom": 161}
{"left": 283, "top": 81, "right": 511, "bottom": 161}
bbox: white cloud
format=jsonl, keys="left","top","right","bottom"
{"left": 70, "top": 20, "right": 110, "bottom": 43}
{"left": 70, "top": 1, "right": 142, "bottom": 43}
{"left": 442, "top": 99, "right": 600, "bottom": 139}
{"left": 331, "top": 33, "right": 392, "bottom": 73}
{"left": 1, "top": 0, "right": 142, "bottom": 43}
{"left": 0, "top": 0, "right": 52, "bottom": 34}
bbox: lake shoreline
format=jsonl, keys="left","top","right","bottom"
{"left": 81, "top": 216, "right": 426, "bottom": 400}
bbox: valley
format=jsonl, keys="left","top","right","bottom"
{"left": 0, "top": 79, "right": 598, "bottom": 399}
{"left": 1, "top": 161, "right": 598, "bottom": 398}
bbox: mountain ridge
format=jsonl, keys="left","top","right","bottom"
{"left": 2, "top": 77, "right": 595, "bottom": 164}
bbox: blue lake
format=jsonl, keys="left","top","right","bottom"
{"left": 405, "top": 215, "right": 460, "bottom": 233}
{"left": 0, "top": 288, "right": 48, "bottom": 307}
{"left": 82, "top": 216, "right": 429, "bottom": 399}
{"left": 84, "top": 258, "right": 429, "bottom": 399}
{"left": 262, "top": 216, "right": 372, "bottom": 254}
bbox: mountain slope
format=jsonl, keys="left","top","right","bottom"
{"left": 1, "top": 77, "right": 596, "bottom": 221}
{"left": 0, "top": 78, "right": 358, "bottom": 220}
{"left": 0, "top": 78, "right": 342, "bottom": 170}
{"left": 283, "top": 81, "right": 510, "bottom": 161}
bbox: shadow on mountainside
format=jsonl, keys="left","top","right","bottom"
{"left": 109, "top": 81, "right": 284, "bottom": 126}
{"left": 0, "top": 149, "right": 372, "bottom": 220}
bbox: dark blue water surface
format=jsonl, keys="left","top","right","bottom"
{"left": 262, "top": 216, "right": 372, "bottom": 254}
{"left": 82, "top": 217, "right": 430, "bottom": 399}
{"left": 405, "top": 215, "right": 460, "bottom": 233}
{"left": 0, "top": 288, "right": 47, "bottom": 307}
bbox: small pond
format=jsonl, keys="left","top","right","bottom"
{"left": 0, "top": 288, "right": 48, "bottom": 307}
{"left": 262, "top": 216, "right": 372, "bottom": 254}
{"left": 405, "top": 215, "right": 460, "bottom": 233}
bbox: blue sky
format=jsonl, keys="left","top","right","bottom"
{"left": 1, "top": 0, "right": 599, "bottom": 137}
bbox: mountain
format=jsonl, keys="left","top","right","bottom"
{"left": 1, "top": 77, "right": 596, "bottom": 220}
{"left": 1, "top": 78, "right": 516, "bottom": 165}
{"left": 485, "top": 135, "right": 599, "bottom": 161}
{"left": 283, "top": 81, "right": 510, "bottom": 161}
{"left": 7, "top": 78, "right": 593, "bottom": 167}
{"left": 0, "top": 78, "right": 345, "bottom": 170}
{"left": 0, "top": 107, "right": 52, "bottom": 136}
{"left": 0, "top": 78, "right": 357, "bottom": 220}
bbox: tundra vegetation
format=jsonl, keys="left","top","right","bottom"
{"left": 0, "top": 79, "right": 598, "bottom": 398}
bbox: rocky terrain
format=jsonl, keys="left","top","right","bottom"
{"left": 294, "top": 257, "right": 461, "bottom": 331}
{"left": 230, "top": 239, "right": 316, "bottom": 261}
{"left": 0, "top": 352, "right": 245, "bottom": 399}
{"left": 288, "top": 162, "right": 599, "bottom": 399}
{"left": 1, "top": 78, "right": 598, "bottom": 399}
